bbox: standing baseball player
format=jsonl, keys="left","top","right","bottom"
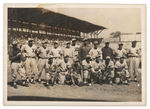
{"left": 114, "top": 42, "right": 127, "bottom": 58}
{"left": 102, "top": 41, "right": 114, "bottom": 60}
{"left": 63, "top": 41, "right": 73, "bottom": 64}
{"left": 71, "top": 38, "right": 80, "bottom": 61}
{"left": 49, "top": 41, "right": 63, "bottom": 65}
{"left": 37, "top": 40, "right": 49, "bottom": 83}
{"left": 128, "top": 41, "right": 140, "bottom": 82}
{"left": 78, "top": 38, "right": 92, "bottom": 61}
{"left": 89, "top": 41, "right": 102, "bottom": 61}
{"left": 21, "top": 38, "right": 38, "bottom": 84}
{"left": 9, "top": 41, "right": 27, "bottom": 88}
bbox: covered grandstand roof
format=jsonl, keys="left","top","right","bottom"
{"left": 8, "top": 8, "right": 106, "bottom": 33}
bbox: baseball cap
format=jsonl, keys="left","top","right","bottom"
{"left": 96, "top": 55, "right": 101, "bottom": 58}
{"left": 42, "top": 40, "right": 48, "bottom": 44}
{"left": 86, "top": 54, "right": 91, "bottom": 58}
{"left": 118, "top": 42, "right": 123, "bottom": 45}
{"left": 106, "top": 56, "right": 111, "bottom": 59}
{"left": 28, "top": 38, "right": 33, "bottom": 41}
{"left": 120, "top": 56, "right": 126, "bottom": 59}
{"left": 72, "top": 38, "right": 76, "bottom": 41}
{"left": 64, "top": 55, "right": 69, "bottom": 58}
{"left": 12, "top": 41, "right": 18, "bottom": 45}
{"left": 115, "top": 56, "right": 120, "bottom": 59}
{"left": 66, "top": 41, "right": 71, "bottom": 44}
{"left": 54, "top": 41, "right": 58, "bottom": 44}
{"left": 132, "top": 40, "right": 137, "bottom": 44}
{"left": 83, "top": 38, "right": 88, "bottom": 41}
{"left": 49, "top": 55, "right": 53, "bottom": 59}
{"left": 94, "top": 41, "right": 99, "bottom": 45}
{"left": 105, "top": 41, "right": 110, "bottom": 44}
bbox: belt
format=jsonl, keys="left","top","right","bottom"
{"left": 26, "top": 56, "right": 36, "bottom": 58}
{"left": 39, "top": 57, "right": 49, "bottom": 59}
{"left": 128, "top": 56, "right": 138, "bottom": 58}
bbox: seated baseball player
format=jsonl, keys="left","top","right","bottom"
{"left": 102, "top": 56, "right": 114, "bottom": 84}
{"left": 57, "top": 55, "right": 72, "bottom": 85}
{"left": 91, "top": 55, "right": 105, "bottom": 84}
{"left": 114, "top": 56, "right": 129, "bottom": 85}
{"left": 71, "top": 58, "right": 83, "bottom": 86}
{"left": 45, "top": 56, "right": 57, "bottom": 87}
{"left": 82, "top": 55, "right": 92, "bottom": 85}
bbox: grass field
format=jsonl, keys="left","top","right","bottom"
{"left": 7, "top": 81, "right": 141, "bottom": 101}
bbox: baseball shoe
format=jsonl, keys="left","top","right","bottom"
{"left": 13, "top": 82, "right": 18, "bottom": 89}
{"left": 30, "top": 79, "right": 35, "bottom": 84}
{"left": 37, "top": 79, "right": 41, "bottom": 83}
{"left": 22, "top": 81, "right": 29, "bottom": 87}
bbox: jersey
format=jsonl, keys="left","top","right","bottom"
{"left": 21, "top": 44, "right": 37, "bottom": 57}
{"left": 49, "top": 47, "right": 63, "bottom": 58}
{"left": 89, "top": 48, "right": 102, "bottom": 59}
{"left": 63, "top": 47, "right": 73, "bottom": 58}
{"left": 115, "top": 48, "right": 126, "bottom": 57}
{"left": 115, "top": 60, "right": 128, "bottom": 71}
{"left": 37, "top": 47, "right": 49, "bottom": 58}
{"left": 82, "top": 60, "right": 92, "bottom": 71}
{"left": 103, "top": 60, "right": 114, "bottom": 70}
{"left": 128, "top": 47, "right": 139, "bottom": 57}
{"left": 71, "top": 45, "right": 80, "bottom": 56}
{"left": 91, "top": 61, "right": 105, "bottom": 72}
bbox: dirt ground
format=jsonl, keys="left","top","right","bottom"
{"left": 7, "top": 81, "right": 141, "bottom": 102}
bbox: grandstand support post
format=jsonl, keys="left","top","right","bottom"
{"left": 96, "top": 30, "right": 103, "bottom": 38}
{"left": 119, "top": 36, "right": 121, "bottom": 42}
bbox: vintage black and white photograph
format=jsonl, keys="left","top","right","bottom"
{"left": 3, "top": 4, "right": 146, "bottom": 105}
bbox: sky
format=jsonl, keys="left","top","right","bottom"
{"left": 42, "top": 5, "right": 141, "bottom": 38}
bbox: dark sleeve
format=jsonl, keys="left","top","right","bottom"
{"left": 110, "top": 48, "right": 114, "bottom": 60}
{"left": 9, "top": 47, "right": 14, "bottom": 60}
{"left": 78, "top": 47, "right": 82, "bottom": 61}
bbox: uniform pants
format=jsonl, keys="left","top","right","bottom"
{"left": 37, "top": 58, "right": 49, "bottom": 79}
{"left": 103, "top": 70, "right": 114, "bottom": 81}
{"left": 128, "top": 57, "right": 139, "bottom": 80}
{"left": 115, "top": 70, "right": 129, "bottom": 83}
{"left": 11, "top": 62, "right": 26, "bottom": 81}
{"left": 58, "top": 72, "right": 67, "bottom": 84}
{"left": 25, "top": 58, "right": 38, "bottom": 79}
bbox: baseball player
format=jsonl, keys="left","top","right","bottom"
{"left": 89, "top": 41, "right": 102, "bottom": 61}
{"left": 82, "top": 55, "right": 92, "bottom": 85}
{"left": 102, "top": 41, "right": 114, "bottom": 60}
{"left": 37, "top": 40, "right": 49, "bottom": 83}
{"left": 49, "top": 41, "right": 63, "bottom": 65}
{"left": 71, "top": 58, "right": 83, "bottom": 86}
{"left": 71, "top": 38, "right": 80, "bottom": 61}
{"left": 63, "top": 41, "right": 73, "bottom": 64}
{"left": 114, "top": 56, "right": 129, "bottom": 85}
{"left": 128, "top": 41, "right": 140, "bottom": 82}
{"left": 102, "top": 56, "right": 114, "bottom": 84}
{"left": 45, "top": 56, "right": 57, "bottom": 87}
{"left": 78, "top": 38, "right": 92, "bottom": 61}
{"left": 21, "top": 38, "right": 38, "bottom": 84}
{"left": 9, "top": 41, "right": 27, "bottom": 88}
{"left": 91, "top": 55, "right": 104, "bottom": 84}
{"left": 114, "top": 42, "right": 127, "bottom": 58}
{"left": 57, "top": 55, "right": 72, "bottom": 85}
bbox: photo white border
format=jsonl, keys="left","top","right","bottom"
{"left": 3, "top": 3, "right": 146, "bottom": 106}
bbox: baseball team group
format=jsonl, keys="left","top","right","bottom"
{"left": 8, "top": 37, "right": 141, "bottom": 88}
